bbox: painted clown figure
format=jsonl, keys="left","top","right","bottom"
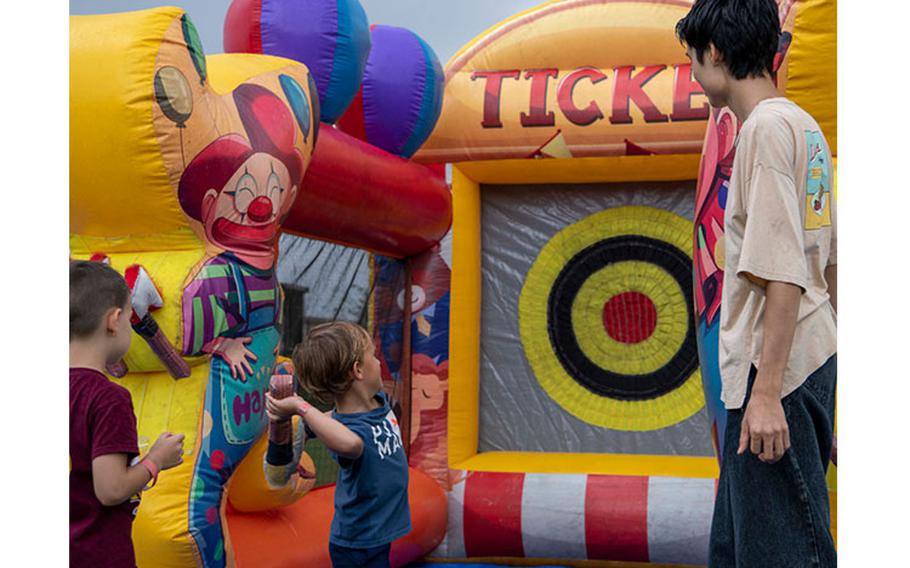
{"left": 177, "top": 83, "right": 304, "bottom": 566}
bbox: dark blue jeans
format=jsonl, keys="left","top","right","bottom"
{"left": 328, "top": 542, "right": 391, "bottom": 568}
{"left": 710, "top": 355, "right": 837, "bottom": 567}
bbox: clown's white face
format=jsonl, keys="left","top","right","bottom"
{"left": 200, "top": 152, "right": 298, "bottom": 269}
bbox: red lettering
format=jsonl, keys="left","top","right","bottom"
{"left": 670, "top": 64, "right": 709, "bottom": 121}
{"left": 610, "top": 65, "right": 669, "bottom": 124}
{"left": 520, "top": 68, "right": 558, "bottom": 127}
{"left": 472, "top": 70, "right": 520, "bottom": 128}
{"left": 557, "top": 67, "right": 608, "bottom": 126}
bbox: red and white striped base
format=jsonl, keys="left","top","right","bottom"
{"left": 433, "top": 471, "right": 715, "bottom": 566}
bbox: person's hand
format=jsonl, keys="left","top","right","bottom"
{"left": 266, "top": 393, "right": 306, "bottom": 421}
{"left": 738, "top": 390, "right": 790, "bottom": 464}
{"left": 148, "top": 432, "right": 185, "bottom": 470}
{"left": 209, "top": 337, "right": 258, "bottom": 381}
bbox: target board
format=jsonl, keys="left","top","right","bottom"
{"left": 519, "top": 206, "right": 704, "bottom": 431}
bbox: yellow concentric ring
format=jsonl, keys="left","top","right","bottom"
{"left": 572, "top": 261, "right": 688, "bottom": 376}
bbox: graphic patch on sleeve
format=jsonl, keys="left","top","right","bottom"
{"left": 804, "top": 130, "right": 832, "bottom": 230}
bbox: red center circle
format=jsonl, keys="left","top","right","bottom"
{"left": 602, "top": 291, "right": 658, "bottom": 344}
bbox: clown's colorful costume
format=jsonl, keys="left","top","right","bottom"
{"left": 181, "top": 254, "right": 282, "bottom": 565}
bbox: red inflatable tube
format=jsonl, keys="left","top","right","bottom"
{"left": 282, "top": 125, "right": 452, "bottom": 258}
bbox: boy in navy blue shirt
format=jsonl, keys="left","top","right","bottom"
{"left": 266, "top": 321, "right": 410, "bottom": 568}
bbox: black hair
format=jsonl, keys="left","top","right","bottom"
{"left": 70, "top": 260, "right": 130, "bottom": 340}
{"left": 675, "top": 0, "right": 780, "bottom": 80}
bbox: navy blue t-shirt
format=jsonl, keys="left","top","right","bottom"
{"left": 329, "top": 391, "right": 411, "bottom": 548}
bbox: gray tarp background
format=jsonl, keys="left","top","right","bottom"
{"left": 277, "top": 234, "right": 372, "bottom": 324}
{"left": 275, "top": 234, "right": 373, "bottom": 486}
{"left": 478, "top": 182, "right": 714, "bottom": 456}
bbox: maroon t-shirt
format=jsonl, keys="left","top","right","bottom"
{"left": 70, "top": 368, "right": 139, "bottom": 568}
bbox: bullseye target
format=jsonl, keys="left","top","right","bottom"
{"left": 519, "top": 206, "right": 704, "bottom": 431}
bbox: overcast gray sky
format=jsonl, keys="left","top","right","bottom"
{"left": 70, "top": 0, "right": 544, "bottom": 65}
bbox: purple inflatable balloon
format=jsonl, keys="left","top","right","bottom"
{"left": 224, "top": 0, "right": 371, "bottom": 123}
{"left": 338, "top": 25, "right": 444, "bottom": 158}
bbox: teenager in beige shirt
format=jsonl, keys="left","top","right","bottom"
{"left": 677, "top": 1, "right": 836, "bottom": 566}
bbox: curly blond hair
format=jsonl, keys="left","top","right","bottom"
{"left": 292, "top": 321, "right": 373, "bottom": 403}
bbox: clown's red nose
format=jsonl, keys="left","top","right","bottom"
{"left": 247, "top": 196, "right": 273, "bottom": 222}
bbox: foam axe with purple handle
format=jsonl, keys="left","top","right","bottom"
{"left": 264, "top": 362, "right": 314, "bottom": 487}
{"left": 124, "top": 264, "right": 191, "bottom": 379}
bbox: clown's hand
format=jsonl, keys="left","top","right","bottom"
{"left": 205, "top": 337, "right": 258, "bottom": 381}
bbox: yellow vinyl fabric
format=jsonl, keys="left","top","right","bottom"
{"left": 71, "top": 8, "right": 198, "bottom": 250}
{"left": 455, "top": 154, "right": 702, "bottom": 185}
{"left": 447, "top": 167, "right": 482, "bottom": 466}
{"left": 782, "top": 0, "right": 837, "bottom": 156}
{"left": 453, "top": 451, "right": 718, "bottom": 478}
{"left": 71, "top": 7, "right": 317, "bottom": 566}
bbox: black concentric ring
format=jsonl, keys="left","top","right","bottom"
{"left": 547, "top": 235, "right": 697, "bottom": 400}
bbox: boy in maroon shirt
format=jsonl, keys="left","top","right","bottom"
{"left": 70, "top": 261, "right": 185, "bottom": 567}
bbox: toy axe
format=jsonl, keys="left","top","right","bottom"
{"left": 265, "top": 363, "right": 315, "bottom": 487}
{"left": 124, "top": 264, "right": 191, "bottom": 379}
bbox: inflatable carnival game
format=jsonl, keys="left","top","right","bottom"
{"left": 69, "top": 0, "right": 836, "bottom": 567}
{"left": 412, "top": 0, "right": 836, "bottom": 566}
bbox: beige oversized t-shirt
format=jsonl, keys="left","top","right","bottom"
{"left": 719, "top": 97, "right": 837, "bottom": 409}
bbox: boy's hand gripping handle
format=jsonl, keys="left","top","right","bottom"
{"left": 268, "top": 372, "right": 295, "bottom": 448}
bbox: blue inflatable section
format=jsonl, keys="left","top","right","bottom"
{"left": 324, "top": 0, "right": 371, "bottom": 122}
{"left": 399, "top": 34, "right": 445, "bottom": 158}
{"left": 697, "top": 317, "right": 727, "bottom": 458}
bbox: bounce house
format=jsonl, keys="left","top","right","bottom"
{"left": 71, "top": 1, "right": 449, "bottom": 566}
{"left": 70, "top": 0, "right": 836, "bottom": 567}
{"left": 410, "top": 0, "right": 836, "bottom": 566}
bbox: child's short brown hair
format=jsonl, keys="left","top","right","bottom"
{"left": 293, "top": 321, "right": 373, "bottom": 403}
{"left": 70, "top": 260, "right": 130, "bottom": 340}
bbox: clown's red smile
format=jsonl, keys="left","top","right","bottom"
{"left": 202, "top": 152, "right": 298, "bottom": 269}
{"left": 212, "top": 215, "right": 279, "bottom": 252}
